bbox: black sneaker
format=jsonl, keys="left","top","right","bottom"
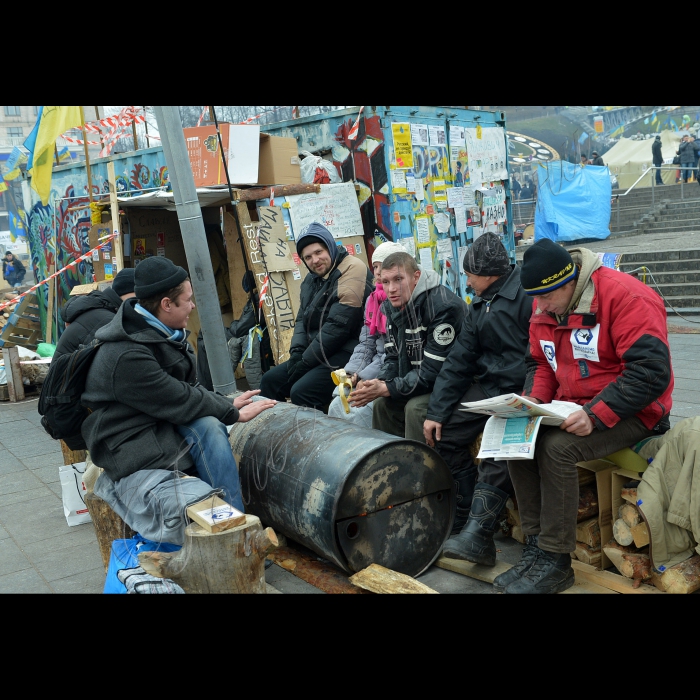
{"left": 504, "top": 548, "right": 575, "bottom": 594}
{"left": 492, "top": 535, "right": 540, "bottom": 593}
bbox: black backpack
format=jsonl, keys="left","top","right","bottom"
{"left": 38, "top": 338, "right": 103, "bottom": 451}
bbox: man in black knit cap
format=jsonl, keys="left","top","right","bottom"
{"left": 423, "top": 232, "right": 533, "bottom": 564}
{"left": 82, "top": 257, "right": 275, "bottom": 537}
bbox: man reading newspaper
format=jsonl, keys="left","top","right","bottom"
{"left": 422, "top": 233, "right": 532, "bottom": 566}
{"left": 496, "top": 239, "right": 674, "bottom": 595}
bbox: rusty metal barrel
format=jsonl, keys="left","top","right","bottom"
{"left": 229, "top": 401, "right": 455, "bottom": 577}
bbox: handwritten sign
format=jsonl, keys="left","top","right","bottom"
{"left": 465, "top": 126, "right": 509, "bottom": 185}
{"left": 258, "top": 205, "right": 296, "bottom": 272}
{"left": 286, "top": 181, "right": 364, "bottom": 240}
{"left": 476, "top": 185, "right": 507, "bottom": 233}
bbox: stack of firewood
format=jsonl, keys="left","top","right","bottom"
{"left": 572, "top": 468, "right": 601, "bottom": 566}
{"left": 0, "top": 301, "right": 17, "bottom": 329}
{"left": 604, "top": 481, "right": 700, "bottom": 593}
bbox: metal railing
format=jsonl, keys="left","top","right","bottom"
{"left": 611, "top": 165, "right": 700, "bottom": 231}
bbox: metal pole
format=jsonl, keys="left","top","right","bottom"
{"left": 153, "top": 106, "right": 237, "bottom": 396}
{"left": 617, "top": 197, "right": 620, "bottom": 231}
{"left": 651, "top": 168, "right": 655, "bottom": 208}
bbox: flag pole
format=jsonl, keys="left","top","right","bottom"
{"left": 79, "top": 106, "right": 93, "bottom": 203}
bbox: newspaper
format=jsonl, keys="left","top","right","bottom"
{"left": 460, "top": 393, "right": 582, "bottom": 460}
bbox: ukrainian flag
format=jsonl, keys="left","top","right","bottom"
{"left": 28, "top": 106, "right": 83, "bottom": 205}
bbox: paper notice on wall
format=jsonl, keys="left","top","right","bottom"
{"left": 455, "top": 205, "right": 467, "bottom": 233}
{"left": 458, "top": 245, "right": 468, "bottom": 270}
{"left": 437, "top": 238, "right": 453, "bottom": 261}
{"left": 419, "top": 247, "right": 434, "bottom": 269}
{"left": 405, "top": 171, "right": 416, "bottom": 193}
{"left": 449, "top": 125, "right": 465, "bottom": 145}
{"left": 467, "top": 205, "right": 481, "bottom": 225}
{"left": 287, "top": 181, "right": 364, "bottom": 240}
{"left": 471, "top": 226, "right": 485, "bottom": 242}
{"left": 433, "top": 212, "right": 451, "bottom": 234}
{"left": 411, "top": 123, "right": 429, "bottom": 147}
{"left": 446, "top": 186, "right": 464, "bottom": 209}
{"left": 415, "top": 216, "right": 431, "bottom": 244}
{"left": 414, "top": 178, "right": 425, "bottom": 201}
{"left": 392, "top": 122, "right": 414, "bottom": 169}
{"left": 432, "top": 179, "right": 447, "bottom": 202}
{"left": 463, "top": 187, "right": 476, "bottom": 206}
{"left": 104, "top": 263, "right": 113, "bottom": 280}
{"left": 400, "top": 236, "right": 416, "bottom": 257}
{"left": 476, "top": 184, "right": 507, "bottom": 231}
{"left": 429, "top": 124, "right": 447, "bottom": 147}
{"left": 391, "top": 169, "right": 408, "bottom": 192}
{"left": 465, "top": 126, "right": 509, "bottom": 183}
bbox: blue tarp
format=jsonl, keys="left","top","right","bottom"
{"left": 534, "top": 161, "right": 612, "bottom": 242}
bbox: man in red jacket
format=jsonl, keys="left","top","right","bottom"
{"left": 496, "top": 238, "right": 674, "bottom": 594}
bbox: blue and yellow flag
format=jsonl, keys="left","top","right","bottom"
{"left": 23, "top": 106, "right": 43, "bottom": 171}
{"left": 652, "top": 112, "right": 658, "bottom": 124}
{"left": 28, "top": 106, "right": 83, "bottom": 205}
{"left": 610, "top": 124, "right": 624, "bottom": 138}
{"left": 0, "top": 173, "right": 7, "bottom": 193}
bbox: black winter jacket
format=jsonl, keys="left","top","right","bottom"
{"left": 290, "top": 247, "right": 373, "bottom": 365}
{"left": 677, "top": 140, "right": 695, "bottom": 164}
{"left": 652, "top": 140, "right": 663, "bottom": 166}
{"left": 81, "top": 299, "right": 239, "bottom": 482}
{"left": 426, "top": 266, "right": 533, "bottom": 423}
{"left": 54, "top": 287, "right": 123, "bottom": 360}
{"left": 378, "top": 268, "right": 466, "bottom": 400}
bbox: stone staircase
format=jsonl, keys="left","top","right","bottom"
{"left": 618, "top": 249, "right": 700, "bottom": 314}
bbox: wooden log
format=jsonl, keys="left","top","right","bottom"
{"left": 349, "top": 563, "right": 439, "bottom": 594}
{"left": 577, "top": 485, "right": 599, "bottom": 523}
{"left": 603, "top": 538, "right": 639, "bottom": 572}
{"left": 138, "top": 515, "right": 278, "bottom": 594}
{"left": 576, "top": 466, "right": 596, "bottom": 487}
{"left": 235, "top": 183, "right": 321, "bottom": 202}
{"left": 619, "top": 552, "right": 653, "bottom": 586}
{"left": 573, "top": 542, "right": 602, "bottom": 568}
{"left": 60, "top": 440, "right": 87, "bottom": 466}
{"left": 85, "top": 491, "right": 136, "bottom": 571}
{"left": 576, "top": 517, "right": 601, "bottom": 549}
{"left": 267, "top": 543, "right": 368, "bottom": 594}
{"left": 613, "top": 518, "right": 634, "bottom": 546}
{"left": 3, "top": 347, "right": 24, "bottom": 402}
{"left": 571, "top": 559, "right": 663, "bottom": 594}
{"left": 619, "top": 502, "right": 641, "bottom": 528}
{"left": 631, "top": 521, "right": 650, "bottom": 548}
{"left": 620, "top": 485, "right": 639, "bottom": 504}
{"left": 510, "top": 524, "right": 525, "bottom": 544}
{"left": 653, "top": 554, "right": 700, "bottom": 594}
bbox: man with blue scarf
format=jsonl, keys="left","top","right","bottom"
{"left": 81, "top": 257, "right": 275, "bottom": 533}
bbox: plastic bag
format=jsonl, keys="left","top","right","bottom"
{"left": 299, "top": 150, "right": 341, "bottom": 185}
{"left": 59, "top": 462, "right": 91, "bottom": 526}
{"left": 36, "top": 343, "right": 56, "bottom": 358}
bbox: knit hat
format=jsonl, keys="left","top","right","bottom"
{"left": 520, "top": 238, "right": 577, "bottom": 295}
{"left": 372, "top": 241, "right": 406, "bottom": 265}
{"left": 111, "top": 268, "right": 136, "bottom": 296}
{"left": 134, "top": 256, "right": 188, "bottom": 299}
{"left": 296, "top": 222, "right": 338, "bottom": 268}
{"left": 462, "top": 232, "right": 511, "bottom": 277}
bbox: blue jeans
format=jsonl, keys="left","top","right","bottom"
{"left": 682, "top": 162, "right": 694, "bottom": 182}
{"left": 176, "top": 416, "right": 244, "bottom": 512}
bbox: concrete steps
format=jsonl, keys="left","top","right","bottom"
{"left": 618, "top": 249, "right": 700, "bottom": 314}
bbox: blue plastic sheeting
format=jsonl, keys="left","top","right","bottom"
{"left": 534, "top": 161, "right": 612, "bottom": 242}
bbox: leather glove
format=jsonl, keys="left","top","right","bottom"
{"left": 286, "top": 351, "right": 303, "bottom": 377}
{"left": 288, "top": 358, "right": 312, "bottom": 385}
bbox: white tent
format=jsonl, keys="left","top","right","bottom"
{"left": 603, "top": 131, "right": 691, "bottom": 189}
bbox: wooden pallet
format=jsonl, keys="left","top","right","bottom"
{"left": 0, "top": 294, "right": 42, "bottom": 350}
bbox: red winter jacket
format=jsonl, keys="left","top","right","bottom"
{"left": 525, "top": 263, "right": 673, "bottom": 431}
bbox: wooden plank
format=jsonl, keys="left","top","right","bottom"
{"left": 60, "top": 441, "right": 87, "bottom": 466}
{"left": 107, "top": 161, "right": 124, "bottom": 270}
{"left": 436, "top": 556, "right": 617, "bottom": 594}
{"left": 46, "top": 264, "right": 55, "bottom": 344}
{"left": 266, "top": 544, "right": 368, "bottom": 594}
{"left": 186, "top": 495, "right": 246, "bottom": 533}
{"left": 2, "top": 347, "right": 24, "bottom": 402}
{"left": 571, "top": 560, "right": 664, "bottom": 594}
{"left": 349, "top": 563, "right": 439, "bottom": 594}
{"left": 236, "top": 183, "right": 321, "bottom": 202}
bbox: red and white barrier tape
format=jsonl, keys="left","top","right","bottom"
{"left": 0, "top": 231, "right": 120, "bottom": 313}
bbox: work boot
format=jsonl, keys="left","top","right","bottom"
{"left": 492, "top": 534, "right": 540, "bottom": 592}
{"left": 504, "top": 548, "right": 575, "bottom": 594}
{"left": 449, "top": 466, "right": 477, "bottom": 536}
{"left": 443, "top": 483, "right": 508, "bottom": 566}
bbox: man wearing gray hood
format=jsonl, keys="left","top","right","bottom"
{"left": 350, "top": 250, "right": 466, "bottom": 442}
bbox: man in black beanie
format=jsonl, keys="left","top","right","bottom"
{"left": 81, "top": 256, "right": 276, "bottom": 540}
{"left": 494, "top": 237, "right": 674, "bottom": 594}
{"left": 54, "top": 268, "right": 137, "bottom": 360}
{"left": 423, "top": 232, "right": 533, "bottom": 564}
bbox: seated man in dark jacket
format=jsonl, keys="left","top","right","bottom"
{"left": 350, "top": 251, "right": 465, "bottom": 442}
{"left": 423, "top": 233, "right": 533, "bottom": 564}
{"left": 82, "top": 256, "right": 275, "bottom": 521}
{"left": 260, "top": 222, "right": 373, "bottom": 410}
{"left": 54, "top": 268, "right": 136, "bottom": 360}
